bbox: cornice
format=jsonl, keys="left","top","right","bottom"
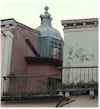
{"left": 62, "top": 18, "right": 98, "bottom": 29}
{"left": 0, "top": 18, "right": 40, "bottom": 34}
{"left": 0, "top": 18, "right": 17, "bottom": 30}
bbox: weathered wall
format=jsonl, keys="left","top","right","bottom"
{"left": 63, "top": 28, "right": 98, "bottom": 67}
{"left": 26, "top": 64, "right": 61, "bottom": 93}
{"left": 10, "top": 23, "right": 39, "bottom": 74}
{"left": 8, "top": 23, "right": 39, "bottom": 94}
{"left": 9, "top": 63, "right": 61, "bottom": 94}
{"left": 1, "top": 19, "right": 62, "bottom": 95}
{"left": 62, "top": 21, "right": 98, "bottom": 84}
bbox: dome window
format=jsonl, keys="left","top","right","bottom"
{"left": 9, "top": 24, "right": 13, "bottom": 26}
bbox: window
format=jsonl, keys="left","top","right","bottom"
{"left": 86, "top": 22, "right": 94, "bottom": 25}
{"left": 76, "top": 22, "right": 83, "bottom": 26}
{"left": 1, "top": 24, "right": 5, "bottom": 27}
{"left": 51, "top": 39, "right": 62, "bottom": 59}
{"left": 9, "top": 24, "right": 13, "bottom": 26}
{"left": 67, "top": 23, "right": 73, "bottom": 26}
{"left": 53, "top": 47, "right": 59, "bottom": 59}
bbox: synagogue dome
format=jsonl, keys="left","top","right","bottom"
{"left": 36, "top": 6, "right": 63, "bottom": 60}
{"left": 36, "top": 6, "right": 63, "bottom": 41}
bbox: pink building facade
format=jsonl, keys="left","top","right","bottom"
{"left": 1, "top": 19, "right": 62, "bottom": 96}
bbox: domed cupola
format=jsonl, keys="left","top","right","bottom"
{"left": 36, "top": 6, "right": 63, "bottom": 60}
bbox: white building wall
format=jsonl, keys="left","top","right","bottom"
{"left": 62, "top": 21, "right": 98, "bottom": 84}
{"left": 63, "top": 28, "right": 98, "bottom": 67}
{"left": 1, "top": 31, "right": 14, "bottom": 95}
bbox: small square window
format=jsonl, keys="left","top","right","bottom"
{"left": 1, "top": 24, "right": 5, "bottom": 27}
{"left": 9, "top": 24, "right": 13, "bottom": 26}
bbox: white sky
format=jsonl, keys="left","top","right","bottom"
{"left": 0, "top": 0, "right": 98, "bottom": 37}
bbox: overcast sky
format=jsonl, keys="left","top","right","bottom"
{"left": 0, "top": 0, "right": 98, "bottom": 37}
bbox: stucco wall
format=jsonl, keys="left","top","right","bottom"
{"left": 10, "top": 24, "right": 39, "bottom": 74}
{"left": 63, "top": 27, "right": 98, "bottom": 84}
{"left": 63, "top": 28, "right": 98, "bottom": 67}
{"left": 9, "top": 64, "right": 61, "bottom": 94}
{"left": 26, "top": 64, "right": 61, "bottom": 93}
{"left": 7, "top": 23, "right": 40, "bottom": 94}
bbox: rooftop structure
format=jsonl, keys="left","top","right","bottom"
{"left": 36, "top": 6, "right": 63, "bottom": 60}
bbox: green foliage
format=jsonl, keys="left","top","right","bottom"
{"left": 62, "top": 80, "right": 98, "bottom": 89}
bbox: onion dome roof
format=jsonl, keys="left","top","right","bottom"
{"left": 36, "top": 6, "right": 63, "bottom": 41}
